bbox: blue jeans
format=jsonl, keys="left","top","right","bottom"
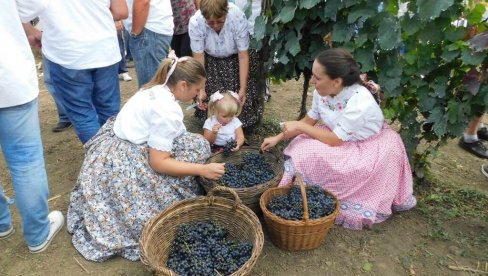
{"left": 43, "top": 56, "right": 70, "bottom": 123}
{"left": 124, "top": 29, "right": 132, "bottom": 60}
{"left": 117, "top": 31, "right": 128, "bottom": 74}
{"left": 0, "top": 99, "right": 50, "bottom": 247}
{"left": 46, "top": 58, "right": 121, "bottom": 144}
{"left": 129, "top": 28, "right": 172, "bottom": 87}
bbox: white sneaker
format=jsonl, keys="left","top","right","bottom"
{"left": 28, "top": 211, "right": 64, "bottom": 253}
{"left": 119, "top": 72, "right": 132, "bottom": 82}
{"left": 0, "top": 225, "right": 14, "bottom": 240}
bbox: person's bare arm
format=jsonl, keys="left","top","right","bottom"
{"left": 149, "top": 148, "right": 225, "bottom": 180}
{"left": 22, "top": 23, "right": 42, "bottom": 50}
{"left": 110, "top": 0, "right": 128, "bottom": 21}
{"left": 193, "top": 52, "right": 204, "bottom": 65}
{"left": 284, "top": 121, "right": 343, "bottom": 146}
{"left": 131, "top": 0, "right": 149, "bottom": 34}
{"left": 237, "top": 50, "right": 249, "bottom": 104}
{"left": 203, "top": 127, "right": 219, "bottom": 144}
{"left": 232, "top": 127, "right": 245, "bottom": 151}
{"left": 260, "top": 115, "right": 317, "bottom": 151}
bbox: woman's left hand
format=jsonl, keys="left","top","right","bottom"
{"left": 238, "top": 88, "right": 246, "bottom": 105}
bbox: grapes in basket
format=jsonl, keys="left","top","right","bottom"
{"left": 219, "top": 152, "right": 275, "bottom": 188}
{"left": 267, "top": 185, "right": 336, "bottom": 220}
{"left": 167, "top": 220, "right": 252, "bottom": 276}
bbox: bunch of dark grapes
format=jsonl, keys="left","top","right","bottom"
{"left": 167, "top": 220, "right": 253, "bottom": 276}
{"left": 267, "top": 185, "right": 336, "bottom": 220}
{"left": 222, "top": 139, "right": 237, "bottom": 157}
{"left": 219, "top": 152, "right": 275, "bottom": 188}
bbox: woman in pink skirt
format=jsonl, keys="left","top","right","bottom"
{"left": 261, "top": 48, "right": 416, "bottom": 230}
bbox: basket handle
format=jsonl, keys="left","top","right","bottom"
{"left": 207, "top": 186, "right": 242, "bottom": 208}
{"left": 294, "top": 174, "right": 310, "bottom": 222}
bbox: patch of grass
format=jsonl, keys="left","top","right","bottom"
{"left": 414, "top": 176, "right": 488, "bottom": 223}
{"left": 427, "top": 228, "right": 451, "bottom": 241}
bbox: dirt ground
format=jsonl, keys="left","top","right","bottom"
{"left": 1, "top": 66, "right": 487, "bottom": 276}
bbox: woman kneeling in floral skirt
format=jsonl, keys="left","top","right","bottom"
{"left": 67, "top": 52, "right": 225, "bottom": 262}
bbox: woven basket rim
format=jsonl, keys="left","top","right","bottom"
{"left": 199, "top": 146, "right": 284, "bottom": 192}
{"left": 139, "top": 186, "right": 264, "bottom": 275}
{"left": 259, "top": 177, "right": 341, "bottom": 226}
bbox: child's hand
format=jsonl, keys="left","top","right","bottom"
{"left": 212, "top": 123, "right": 222, "bottom": 134}
{"left": 231, "top": 144, "right": 240, "bottom": 152}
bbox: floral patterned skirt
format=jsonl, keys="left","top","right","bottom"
{"left": 194, "top": 49, "right": 264, "bottom": 127}
{"left": 67, "top": 118, "right": 211, "bottom": 262}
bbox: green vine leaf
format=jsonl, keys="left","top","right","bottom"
{"left": 378, "top": 17, "right": 401, "bottom": 50}
{"left": 285, "top": 31, "right": 301, "bottom": 56}
{"left": 355, "top": 47, "right": 375, "bottom": 72}
{"left": 299, "top": 0, "right": 322, "bottom": 10}
{"left": 323, "top": 0, "right": 342, "bottom": 21}
{"left": 254, "top": 16, "right": 266, "bottom": 41}
{"left": 416, "top": 0, "right": 454, "bottom": 21}
{"left": 461, "top": 49, "right": 486, "bottom": 65}
{"left": 274, "top": 5, "right": 297, "bottom": 24}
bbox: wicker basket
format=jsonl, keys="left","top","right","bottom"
{"left": 199, "top": 146, "right": 284, "bottom": 213}
{"left": 140, "top": 186, "right": 264, "bottom": 276}
{"left": 259, "top": 174, "right": 340, "bottom": 251}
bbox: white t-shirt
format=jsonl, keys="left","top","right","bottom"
{"left": 113, "top": 85, "right": 186, "bottom": 152}
{"left": 203, "top": 115, "right": 242, "bottom": 146}
{"left": 0, "top": 0, "right": 49, "bottom": 108}
{"left": 189, "top": 3, "right": 250, "bottom": 57}
{"left": 307, "top": 84, "right": 384, "bottom": 142}
{"left": 39, "top": 0, "right": 120, "bottom": 70}
{"left": 123, "top": 0, "right": 174, "bottom": 36}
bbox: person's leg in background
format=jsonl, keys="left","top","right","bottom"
{"left": 47, "top": 58, "right": 120, "bottom": 144}
{"left": 0, "top": 99, "right": 63, "bottom": 252}
{"left": 171, "top": 32, "right": 192, "bottom": 57}
{"left": 117, "top": 30, "right": 132, "bottom": 82}
{"left": 129, "top": 29, "right": 172, "bottom": 88}
{"left": 459, "top": 113, "right": 488, "bottom": 158}
{"left": 92, "top": 63, "right": 121, "bottom": 127}
{"left": 42, "top": 56, "right": 72, "bottom": 132}
{"left": 124, "top": 29, "right": 134, "bottom": 68}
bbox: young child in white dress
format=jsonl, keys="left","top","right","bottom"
{"left": 203, "top": 90, "right": 245, "bottom": 152}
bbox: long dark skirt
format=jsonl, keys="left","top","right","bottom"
{"left": 195, "top": 49, "right": 264, "bottom": 128}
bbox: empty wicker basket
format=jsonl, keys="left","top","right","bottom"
{"left": 199, "top": 146, "right": 284, "bottom": 213}
{"left": 140, "top": 186, "right": 264, "bottom": 276}
{"left": 259, "top": 174, "right": 340, "bottom": 251}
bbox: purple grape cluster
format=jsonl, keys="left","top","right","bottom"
{"left": 167, "top": 220, "right": 252, "bottom": 276}
{"left": 267, "top": 185, "right": 336, "bottom": 220}
{"left": 222, "top": 139, "right": 237, "bottom": 157}
{"left": 219, "top": 153, "right": 275, "bottom": 188}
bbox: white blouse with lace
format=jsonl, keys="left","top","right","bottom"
{"left": 307, "top": 83, "right": 384, "bottom": 142}
{"left": 113, "top": 85, "right": 186, "bottom": 152}
{"left": 188, "top": 3, "right": 250, "bottom": 58}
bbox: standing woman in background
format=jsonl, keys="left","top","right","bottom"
{"left": 189, "top": 0, "right": 263, "bottom": 128}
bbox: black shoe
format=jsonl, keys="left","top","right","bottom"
{"left": 458, "top": 139, "right": 488, "bottom": 159}
{"left": 52, "top": 122, "right": 72, "bottom": 133}
{"left": 477, "top": 127, "right": 488, "bottom": 141}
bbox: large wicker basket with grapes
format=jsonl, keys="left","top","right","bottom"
{"left": 140, "top": 186, "right": 264, "bottom": 276}
{"left": 198, "top": 146, "right": 284, "bottom": 213}
{"left": 259, "top": 174, "right": 340, "bottom": 251}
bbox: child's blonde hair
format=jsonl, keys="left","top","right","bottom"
{"left": 144, "top": 56, "right": 206, "bottom": 89}
{"left": 207, "top": 90, "right": 242, "bottom": 117}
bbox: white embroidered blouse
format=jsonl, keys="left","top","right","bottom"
{"left": 188, "top": 3, "right": 250, "bottom": 58}
{"left": 113, "top": 85, "right": 186, "bottom": 152}
{"left": 307, "top": 83, "right": 384, "bottom": 142}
